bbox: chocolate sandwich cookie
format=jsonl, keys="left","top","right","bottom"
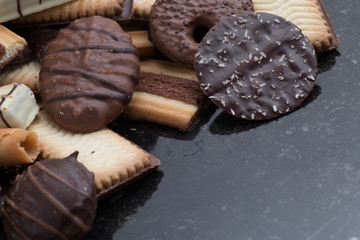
{"left": 40, "top": 16, "right": 140, "bottom": 133}
{"left": 149, "top": 0, "right": 254, "bottom": 68}
{"left": 195, "top": 12, "right": 318, "bottom": 120}
{"left": 2, "top": 152, "right": 97, "bottom": 240}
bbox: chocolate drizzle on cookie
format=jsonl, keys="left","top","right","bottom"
{"left": 40, "top": 16, "right": 140, "bottom": 133}
{"left": 2, "top": 152, "right": 97, "bottom": 240}
{"left": 195, "top": 13, "right": 318, "bottom": 120}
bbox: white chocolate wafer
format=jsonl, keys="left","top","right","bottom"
{"left": 0, "top": 25, "right": 27, "bottom": 69}
{"left": 0, "top": 59, "right": 40, "bottom": 92}
{"left": 0, "top": 0, "right": 74, "bottom": 23}
{"left": 0, "top": 128, "right": 39, "bottom": 166}
{"left": 0, "top": 83, "right": 39, "bottom": 129}
{"left": 252, "top": 0, "right": 336, "bottom": 51}
{"left": 28, "top": 110, "right": 153, "bottom": 192}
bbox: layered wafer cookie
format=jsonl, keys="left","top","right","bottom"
{"left": 0, "top": 128, "right": 40, "bottom": 167}
{"left": 13, "top": 0, "right": 126, "bottom": 24}
{"left": 28, "top": 110, "right": 160, "bottom": 197}
{"left": 128, "top": 30, "right": 155, "bottom": 58}
{"left": 0, "top": 25, "right": 27, "bottom": 69}
{"left": 121, "top": 59, "right": 209, "bottom": 131}
{"left": 252, "top": 0, "right": 339, "bottom": 52}
{"left": 0, "top": 59, "right": 40, "bottom": 92}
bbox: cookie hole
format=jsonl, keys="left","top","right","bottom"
{"left": 193, "top": 26, "right": 210, "bottom": 43}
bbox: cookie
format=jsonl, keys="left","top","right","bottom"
{"left": 0, "top": 0, "right": 73, "bottom": 23}
{"left": 195, "top": 12, "right": 318, "bottom": 120}
{"left": 132, "top": 0, "right": 156, "bottom": 18}
{"left": 40, "top": 16, "right": 139, "bottom": 133}
{"left": 252, "top": 0, "right": 339, "bottom": 52}
{"left": 2, "top": 152, "right": 97, "bottom": 240}
{"left": 122, "top": 59, "right": 209, "bottom": 130}
{"left": 0, "top": 60, "right": 40, "bottom": 93}
{"left": 0, "top": 128, "right": 39, "bottom": 167}
{"left": 149, "top": 0, "right": 254, "bottom": 68}
{"left": 28, "top": 110, "right": 160, "bottom": 198}
{"left": 128, "top": 30, "right": 155, "bottom": 58}
{"left": 12, "top": 0, "right": 126, "bottom": 24}
{"left": 0, "top": 25, "right": 27, "bottom": 69}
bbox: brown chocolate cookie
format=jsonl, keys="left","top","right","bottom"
{"left": 2, "top": 152, "right": 97, "bottom": 240}
{"left": 195, "top": 12, "right": 318, "bottom": 120}
{"left": 40, "top": 16, "right": 140, "bottom": 133}
{"left": 149, "top": 0, "right": 254, "bottom": 68}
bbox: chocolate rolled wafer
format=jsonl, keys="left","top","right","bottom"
{"left": 0, "top": 128, "right": 40, "bottom": 166}
{"left": 0, "top": 25, "right": 27, "bottom": 69}
{"left": 252, "top": 0, "right": 339, "bottom": 52}
{"left": 0, "top": 0, "right": 73, "bottom": 23}
{"left": 0, "top": 83, "right": 39, "bottom": 129}
{"left": 195, "top": 13, "right": 318, "bottom": 120}
{"left": 122, "top": 59, "right": 210, "bottom": 131}
{"left": 28, "top": 110, "right": 160, "bottom": 198}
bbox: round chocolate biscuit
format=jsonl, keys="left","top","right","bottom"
{"left": 149, "top": 0, "right": 253, "bottom": 68}
{"left": 40, "top": 16, "right": 139, "bottom": 133}
{"left": 195, "top": 13, "right": 318, "bottom": 120}
{"left": 2, "top": 152, "right": 97, "bottom": 240}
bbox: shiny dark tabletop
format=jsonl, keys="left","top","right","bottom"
{"left": 2, "top": 0, "right": 359, "bottom": 239}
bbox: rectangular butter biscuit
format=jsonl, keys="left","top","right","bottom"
{"left": 28, "top": 110, "right": 160, "bottom": 198}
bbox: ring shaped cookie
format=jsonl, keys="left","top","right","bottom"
{"left": 149, "top": 0, "right": 253, "bottom": 68}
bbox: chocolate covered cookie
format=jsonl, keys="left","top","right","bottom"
{"left": 195, "top": 12, "right": 318, "bottom": 120}
{"left": 149, "top": 0, "right": 254, "bottom": 68}
{"left": 2, "top": 152, "right": 97, "bottom": 240}
{"left": 40, "top": 16, "right": 140, "bottom": 133}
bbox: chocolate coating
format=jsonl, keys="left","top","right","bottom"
{"left": 2, "top": 152, "right": 97, "bottom": 240}
{"left": 40, "top": 16, "right": 140, "bottom": 133}
{"left": 195, "top": 13, "right": 318, "bottom": 120}
{"left": 149, "top": 0, "right": 253, "bottom": 68}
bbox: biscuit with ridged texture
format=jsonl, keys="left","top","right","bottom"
{"left": 0, "top": 128, "right": 39, "bottom": 167}
{"left": 14, "top": 0, "right": 125, "bottom": 24}
{"left": 0, "top": 59, "right": 40, "bottom": 92}
{"left": 28, "top": 110, "right": 156, "bottom": 195}
{"left": 252, "top": 0, "right": 339, "bottom": 52}
{"left": 132, "top": 0, "right": 155, "bottom": 18}
{"left": 0, "top": 25, "right": 27, "bottom": 69}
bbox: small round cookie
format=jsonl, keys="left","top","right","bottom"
{"left": 40, "top": 16, "right": 139, "bottom": 133}
{"left": 149, "top": 0, "right": 253, "bottom": 68}
{"left": 195, "top": 12, "right": 318, "bottom": 120}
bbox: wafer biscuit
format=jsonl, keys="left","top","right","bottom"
{"left": 0, "top": 128, "right": 39, "bottom": 166}
{"left": 28, "top": 110, "right": 159, "bottom": 196}
{"left": 122, "top": 59, "right": 209, "bottom": 131}
{"left": 14, "top": 0, "right": 125, "bottom": 24}
{"left": 128, "top": 30, "right": 155, "bottom": 58}
{"left": 0, "top": 59, "right": 40, "bottom": 92}
{"left": 252, "top": 0, "right": 338, "bottom": 52}
{"left": 0, "top": 25, "right": 27, "bottom": 69}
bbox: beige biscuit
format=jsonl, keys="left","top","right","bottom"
{"left": 132, "top": 0, "right": 155, "bottom": 18}
{"left": 28, "top": 110, "right": 153, "bottom": 193}
{"left": 14, "top": 0, "right": 124, "bottom": 24}
{"left": 127, "top": 30, "right": 155, "bottom": 58}
{"left": 252, "top": 0, "right": 338, "bottom": 52}
{"left": 0, "top": 128, "right": 40, "bottom": 167}
{"left": 0, "top": 25, "right": 27, "bottom": 69}
{"left": 0, "top": 59, "right": 40, "bottom": 92}
{"left": 122, "top": 59, "right": 209, "bottom": 130}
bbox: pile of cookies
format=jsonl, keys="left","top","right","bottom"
{"left": 0, "top": 0, "right": 338, "bottom": 239}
